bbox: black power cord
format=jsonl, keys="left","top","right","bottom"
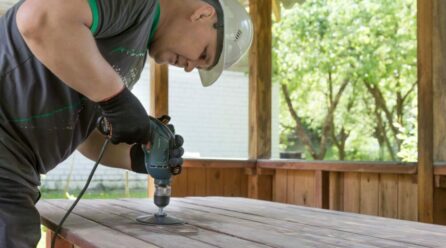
{"left": 51, "top": 139, "right": 110, "bottom": 248}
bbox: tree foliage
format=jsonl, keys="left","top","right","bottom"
{"left": 273, "top": 0, "right": 417, "bottom": 161}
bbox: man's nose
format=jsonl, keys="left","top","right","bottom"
{"left": 185, "top": 61, "right": 197, "bottom": 72}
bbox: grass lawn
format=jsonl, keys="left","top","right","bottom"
{"left": 37, "top": 188, "right": 149, "bottom": 247}
{"left": 41, "top": 188, "right": 148, "bottom": 199}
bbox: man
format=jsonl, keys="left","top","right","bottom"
{"left": 0, "top": 0, "right": 253, "bottom": 246}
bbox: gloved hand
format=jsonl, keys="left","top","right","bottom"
{"left": 130, "top": 116, "right": 184, "bottom": 175}
{"left": 97, "top": 86, "right": 150, "bottom": 145}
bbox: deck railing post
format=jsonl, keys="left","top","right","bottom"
{"left": 248, "top": 0, "right": 273, "bottom": 200}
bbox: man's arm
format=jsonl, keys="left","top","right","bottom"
{"left": 77, "top": 129, "right": 132, "bottom": 170}
{"left": 16, "top": 0, "right": 122, "bottom": 102}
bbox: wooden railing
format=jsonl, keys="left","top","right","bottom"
{"left": 257, "top": 159, "right": 417, "bottom": 174}
{"left": 169, "top": 158, "right": 446, "bottom": 224}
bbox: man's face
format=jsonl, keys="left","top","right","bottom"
{"left": 149, "top": 4, "right": 219, "bottom": 72}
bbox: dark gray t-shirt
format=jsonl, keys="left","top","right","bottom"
{"left": 0, "top": 0, "right": 158, "bottom": 186}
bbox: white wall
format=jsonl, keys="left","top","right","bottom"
{"left": 1, "top": 0, "right": 281, "bottom": 190}
{"left": 41, "top": 64, "right": 279, "bottom": 190}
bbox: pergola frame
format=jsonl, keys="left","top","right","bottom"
{"left": 149, "top": 0, "right": 446, "bottom": 224}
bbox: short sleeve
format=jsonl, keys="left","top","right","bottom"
{"left": 88, "top": 0, "right": 157, "bottom": 38}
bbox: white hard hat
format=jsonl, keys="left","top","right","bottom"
{"left": 198, "top": 0, "right": 254, "bottom": 87}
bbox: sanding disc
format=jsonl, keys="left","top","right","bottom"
{"left": 136, "top": 214, "right": 185, "bottom": 225}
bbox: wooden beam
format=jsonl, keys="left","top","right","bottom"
{"left": 248, "top": 0, "right": 273, "bottom": 200}
{"left": 435, "top": 176, "right": 446, "bottom": 188}
{"left": 272, "top": 0, "right": 281, "bottom": 22}
{"left": 183, "top": 158, "right": 256, "bottom": 169}
{"left": 257, "top": 160, "right": 417, "bottom": 174}
{"left": 417, "top": 0, "right": 434, "bottom": 223}
{"left": 249, "top": 0, "right": 272, "bottom": 160}
{"left": 432, "top": 0, "right": 446, "bottom": 225}
{"left": 434, "top": 165, "right": 446, "bottom": 175}
{"left": 150, "top": 60, "right": 169, "bottom": 117}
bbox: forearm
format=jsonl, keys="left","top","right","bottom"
{"left": 77, "top": 130, "right": 132, "bottom": 171}
{"left": 16, "top": 0, "right": 122, "bottom": 102}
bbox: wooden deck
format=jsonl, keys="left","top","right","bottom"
{"left": 37, "top": 197, "right": 446, "bottom": 248}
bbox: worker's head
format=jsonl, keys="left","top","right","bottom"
{"left": 149, "top": 0, "right": 253, "bottom": 86}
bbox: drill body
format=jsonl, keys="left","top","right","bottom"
{"left": 143, "top": 117, "right": 176, "bottom": 215}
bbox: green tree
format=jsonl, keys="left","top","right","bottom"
{"left": 273, "top": 0, "right": 417, "bottom": 161}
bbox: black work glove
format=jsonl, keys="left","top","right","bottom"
{"left": 130, "top": 116, "right": 184, "bottom": 175}
{"left": 97, "top": 87, "right": 150, "bottom": 145}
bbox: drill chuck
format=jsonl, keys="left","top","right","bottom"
{"left": 154, "top": 183, "right": 171, "bottom": 209}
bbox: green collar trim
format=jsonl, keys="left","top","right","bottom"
{"left": 88, "top": 0, "right": 99, "bottom": 35}
{"left": 148, "top": 2, "right": 161, "bottom": 48}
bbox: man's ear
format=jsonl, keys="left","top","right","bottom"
{"left": 190, "top": 4, "right": 216, "bottom": 22}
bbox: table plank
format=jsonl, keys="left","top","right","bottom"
{"left": 118, "top": 199, "right": 343, "bottom": 248}
{"left": 172, "top": 198, "right": 426, "bottom": 247}
{"left": 173, "top": 198, "right": 428, "bottom": 248}
{"left": 38, "top": 197, "right": 446, "bottom": 248}
{"left": 46, "top": 199, "right": 270, "bottom": 248}
{"left": 179, "top": 197, "right": 446, "bottom": 247}
{"left": 37, "top": 201, "right": 157, "bottom": 248}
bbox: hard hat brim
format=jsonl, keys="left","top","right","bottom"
{"left": 198, "top": 42, "right": 226, "bottom": 87}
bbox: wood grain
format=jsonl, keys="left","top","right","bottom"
{"left": 329, "top": 172, "right": 344, "bottom": 211}
{"left": 359, "top": 173, "right": 379, "bottom": 216}
{"left": 221, "top": 168, "right": 243, "bottom": 196}
{"left": 149, "top": 60, "right": 168, "bottom": 117}
{"left": 286, "top": 170, "right": 296, "bottom": 204}
{"left": 38, "top": 201, "right": 156, "bottom": 248}
{"left": 186, "top": 168, "right": 207, "bottom": 196}
{"left": 183, "top": 159, "right": 255, "bottom": 168}
{"left": 432, "top": 0, "right": 446, "bottom": 225}
{"left": 398, "top": 174, "right": 418, "bottom": 221}
{"left": 273, "top": 169, "right": 287, "bottom": 203}
{"left": 417, "top": 0, "right": 434, "bottom": 224}
{"left": 291, "top": 170, "right": 314, "bottom": 207}
{"left": 379, "top": 174, "right": 398, "bottom": 218}
{"left": 257, "top": 160, "right": 417, "bottom": 174}
{"left": 248, "top": 0, "right": 272, "bottom": 159}
{"left": 38, "top": 197, "right": 446, "bottom": 248}
{"left": 206, "top": 168, "right": 224, "bottom": 196}
{"left": 180, "top": 197, "right": 446, "bottom": 247}
{"left": 171, "top": 169, "right": 189, "bottom": 197}
{"left": 343, "top": 172, "right": 361, "bottom": 213}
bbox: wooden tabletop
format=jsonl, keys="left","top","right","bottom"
{"left": 37, "top": 197, "right": 446, "bottom": 248}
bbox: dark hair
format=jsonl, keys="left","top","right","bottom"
{"left": 201, "top": 0, "right": 224, "bottom": 69}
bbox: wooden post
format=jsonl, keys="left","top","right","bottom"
{"left": 432, "top": 0, "right": 446, "bottom": 225}
{"left": 417, "top": 0, "right": 434, "bottom": 224}
{"left": 248, "top": 0, "right": 273, "bottom": 200}
{"left": 147, "top": 60, "right": 169, "bottom": 197}
{"left": 150, "top": 61, "right": 169, "bottom": 116}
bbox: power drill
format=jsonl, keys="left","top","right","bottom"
{"left": 137, "top": 116, "right": 184, "bottom": 225}
{"left": 98, "top": 115, "right": 183, "bottom": 225}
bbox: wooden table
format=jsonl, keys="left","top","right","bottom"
{"left": 37, "top": 197, "right": 446, "bottom": 248}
